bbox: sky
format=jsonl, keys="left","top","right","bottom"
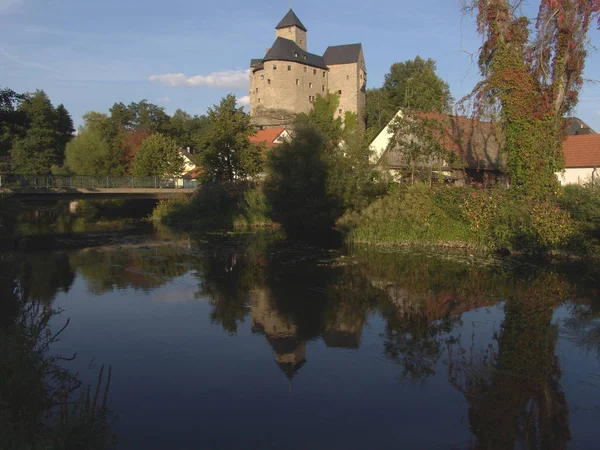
{"left": 1, "top": 0, "right": 599, "bottom": 130}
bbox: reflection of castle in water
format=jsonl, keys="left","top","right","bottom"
{"left": 250, "top": 287, "right": 364, "bottom": 380}
{"left": 250, "top": 288, "right": 306, "bottom": 380}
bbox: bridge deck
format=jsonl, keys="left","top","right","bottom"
{"left": 1, "top": 187, "right": 195, "bottom": 199}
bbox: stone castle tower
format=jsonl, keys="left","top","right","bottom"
{"left": 249, "top": 9, "right": 367, "bottom": 129}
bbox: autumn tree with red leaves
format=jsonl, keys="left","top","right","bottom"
{"left": 465, "top": 0, "right": 600, "bottom": 197}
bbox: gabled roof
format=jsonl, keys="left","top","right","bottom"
{"left": 275, "top": 9, "right": 307, "bottom": 32}
{"left": 249, "top": 127, "right": 287, "bottom": 148}
{"left": 262, "top": 37, "right": 327, "bottom": 70}
{"left": 566, "top": 117, "right": 596, "bottom": 136}
{"left": 563, "top": 134, "right": 600, "bottom": 168}
{"left": 323, "top": 44, "right": 363, "bottom": 65}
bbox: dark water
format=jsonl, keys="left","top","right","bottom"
{"left": 6, "top": 232, "right": 600, "bottom": 449}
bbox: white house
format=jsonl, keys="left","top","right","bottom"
{"left": 558, "top": 134, "right": 600, "bottom": 185}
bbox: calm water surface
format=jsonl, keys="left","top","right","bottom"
{"left": 11, "top": 232, "right": 600, "bottom": 449}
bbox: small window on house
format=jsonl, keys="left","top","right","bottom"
{"left": 313, "top": 69, "right": 316, "bottom": 75}
{"left": 309, "top": 82, "right": 313, "bottom": 88}
{"left": 304, "top": 66, "right": 307, "bottom": 73}
{"left": 273, "top": 65, "right": 277, "bottom": 70}
{"left": 267, "top": 79, "right": 271, "bottom": 85}
{"left": 296, "top": 79, "right": 299, "bottom": 85}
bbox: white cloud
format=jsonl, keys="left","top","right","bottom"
{"left": 0, "top": 0, "right": 22, "bottom": 14}
{"left": 148, "top": 69, "right": 250, "bottom": 89}
{"left": 156, "top": 96, "right": 171, "bottom": 104}
{"left": 236, "top": 95, "right": 250, "bottom": 107}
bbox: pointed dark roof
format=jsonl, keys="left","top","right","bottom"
{"left": 262, "top": 37, "right": 327, "bottom": 70}
{"left": 275, "top": 9, "right": 307, "bottom": 32}
{"left": 323, "top": 44, "right": 363, "bottom": 65}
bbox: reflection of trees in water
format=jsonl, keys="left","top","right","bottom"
{"left": 0, "top": 258, "right": 115, "bottom": 448}
{"left": 561, "top": 294, "right": 600, "bottom": 358}
{"left": 448, "top": 274, "right": 572, "bottom": 450}
{"left": 69, "top": 245, "right": 196, "bottom": 294}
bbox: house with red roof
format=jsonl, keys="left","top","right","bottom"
{"left": 558, "top": 134, "right": 600, "bottom": 185}
{"left": 249, "top": 127, "right": 291, "bottom": 150}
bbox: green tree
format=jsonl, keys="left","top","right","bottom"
{"left": 0, "top": 87, "right": 26, "bottom": 158}
{"left": 365, "top": 88, "right": 395, "bottom": 138}
{"left": 201, "top": 94, "right": 261, "bottom": 182}
{"left": 297, "top": 93, "right": 343, "bottom": 145}
{"left": 10, "top": 91, "right": 73, "bottom": 174}
{"left": 383, "top": 56, "right": 453, "bottom": 113}
{"left": 64, "top": 129, "right": 115, "bottom": 175}
{"left": 109, "top": 100, "right": 170, "bottom": 133}
{"left": 168, "top": 109, "right": 210, "bottom": 150}
{"left": 133, "top": 133, "right": 184, "bottom": 177}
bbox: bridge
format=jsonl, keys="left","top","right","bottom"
{"left": 0, "top": 174, "right": 196, "bottom": 199}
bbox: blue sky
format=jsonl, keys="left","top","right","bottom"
{"left": 1, "top": 0, "right": 599, "bottom": 130}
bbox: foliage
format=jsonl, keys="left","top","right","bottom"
{"left": 64, "top": 129, "right": 115, "bottom": 175}
{"left": 200, "top": 95, "right": 262, "bottom": 182}
{"left": 386, "top": 110, "right": 455, "bottom": 184}
{"left": 109, "top": 99, "right": 170, "bottom": 134}
{"left": 9, "top": 90, "right": 74, "bottom": 175}
{"left": 341, "top": 184, "right": 577, "bottom": 252}
{"left": 152, "top": 182, "right": 274, "bottom": 230}
{"left": 168, "top": 109, "right": 210, "bottom": 150}
{"left": 133, "top": 133, "right": 185, "bottom": 178}
{"left": 383, "top": 56, "right": 454, "bottom": 113}
{"left": 365, "top": 88, "right": 395, "bottom": 140}
{"left": 0, "top": 87, "right": 26, "bottom": 157}
{"left": 297, "top": 93, "right": 344, "bottom": 145}
{"left": 465, "top": 0, "right": 600, "bottom": 197}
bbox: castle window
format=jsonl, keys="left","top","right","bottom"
{"left": 346, "top": 75, "right": 349, "bottom": 80}
{"left": 309, "top": 82, "right": 313, "bottom": 88}
{"left": 258, "top": 98, "right": 261, "bottom": 103}
{"left": 303, "top": 55, "right": 307, "bottom": 60}
{"left": 255, "top": 87, "right": 258, "bottom": 93}
{"left": 338, "top": 90, "right": 342, "bottom": 95}
{"left": 339, "top": 109, "right": 342, "bottom": 114}
{"left": 294, "top": 52, "right": 298, "bottom": 58}
{"left": 273, "top": 64, "right": 277, "bottom": 70}
{"left": 323, "top": 71, "right": 326, "bottom": 77}
{"left": 313, "top": 69, "right": 316, "bottom": 75}
{"left": 267, "top": 79, "right": 271, "bottom": 85}
{"left": 304, "top": 66, "right": 307, "bottom": 73}
{"left": 260, "top": 74, "right": 264, "bottom": 80}
{"left": 288, "top": 65, "right": 291, "bottom": 71}
{"left": 360, "top": 74, "right": 363, "bottom": 80}
{"left": 300, "top": 38, "right": 303, "bottom": 45}
{"left": 322, "top": 85, "right": 325, "bottom": 92}
{"left": 296, "top": 79, "right": 299, "bottom": 85}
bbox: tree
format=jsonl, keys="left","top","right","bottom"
{"left": 133, "top": 133, "right": 184, "bottom": 178}
{"left": 465, "top": 0, "right": 600, "bottom": 197}
{"left": 109, "top": 100, "right": 170, "bottom": 133}
{"left": 64, "top": 129, "right": 115, "bottom": 175}
{"left": 200, "top": 94, "right": 261, "bottom": 182}
{"left": 168, "top": 109, "right": 210, "bottom": 150}
{"left": 365, "top": 88, "right": 395, "bottom": 138}
{"left": 386, "top": 110, "right": 453, "bottom": 185}
{"left": 0, "top": 87, "right": 26, "bottom": 157}
{"left": 9, "top": 91, "right": 73, "bottom": 174}
{"left": 383, "top": 56, "right": 453, "bottom": 113}
{"left": 297, "top": 93, "right": 343, "bottom": 146}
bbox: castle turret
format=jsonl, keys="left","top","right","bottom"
{"left": 275, "top": 9, "right": 307, "bottom": 51}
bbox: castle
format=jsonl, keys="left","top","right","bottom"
{"left": 249, "top": 9, "right": 367, "bottom": 129}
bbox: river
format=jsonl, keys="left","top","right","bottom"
{"left": 3, "top": 201, "right": 600, "bottom": 449}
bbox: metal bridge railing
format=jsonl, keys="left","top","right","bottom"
{"left": 0, "top": 174, "right": 197, "bottom": 190}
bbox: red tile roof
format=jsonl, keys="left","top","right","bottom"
{"left": 563, "top": 134, "right": 600, "bottom": 168}
{"left": 249, "top": 128, "right": 286, "bottom": 148}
